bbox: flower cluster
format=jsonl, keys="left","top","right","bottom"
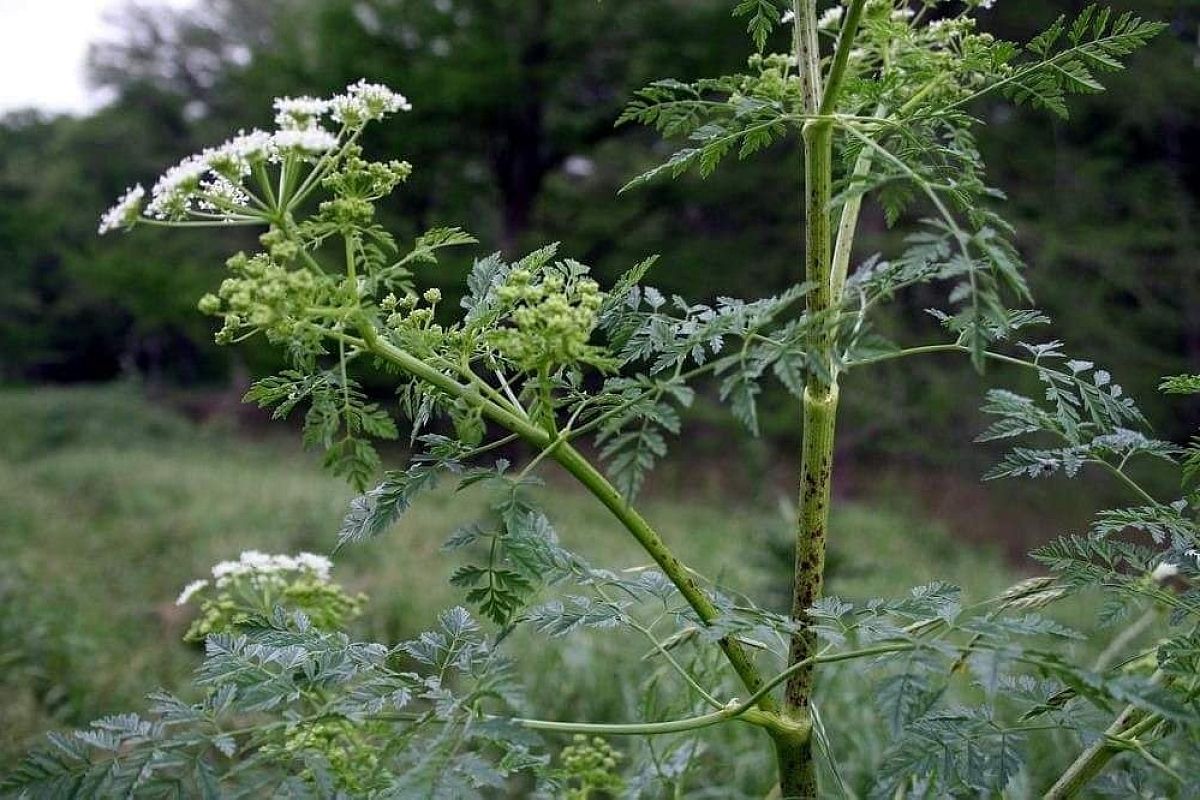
{"left": 558, "top": 735, "right": 623, "bottom": 799}
{"left": 738, "top": 52, "right": 804, "bottom": 107}
{"left": 381, "top": 287, "right": 442, "bottom": 332}
{"left": 97, "top": 80, "right": 411, "bottom": 231}
{"left": 818, "top": 5, "right": 844, "bottom": 30}
{"left": 488, "top": 269, "right": 610, "bottom": 373}
{"left": 273, "top": 95, "right": 330, "bottom": 130}
{"left": 273, "top": 126, "right": 339, "bottom": 154}
{"left": 311, "top": 147, "right": 413, "bottom": 230}
{"left": 97, "top": 184, "right": 144, "bottom": 234}
{"left": 208, "top": 550, "right": 334, "bottom": 585}
{"left": 261, "top": 718, "right": 386, "bottom": 795}
{"left": 198, "top": 251, "right": 330, "bottom": 343}
{"left": 817, "top": 2, "right": 1011, "bottom": 112}
{"left": 329, "top": 80, "right": 411, "bottom": 126}
{"left": 176, "top": 550, "right": 363, "bottom": 642}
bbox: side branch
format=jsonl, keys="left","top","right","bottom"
{"left": 353, "top": 322, "right": 777, "bottom": 712}
{"left": 1045, "top": 682, "right": 1164, "bottom": 799}
{"left": 817, "top": 0, "right": 868, "bottom": 117}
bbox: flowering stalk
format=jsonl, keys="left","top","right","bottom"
{"left": 102, "top": 84, "right": 775, "bottom": 709}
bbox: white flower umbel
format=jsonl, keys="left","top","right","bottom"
{"left": 274, "top": 96, "right": 331, "bottom": 130}
{"left": 273, "top": 126, "right": 339, "bottom": 154}
{"left": 98, "top": 184, "right": 145, "bottom": 234}
{"left": 1151, "top": 561, "right": 1180, "bottom": 582}
{"left": 211, "top": 549, "right": 336, "bottom": 587}
{"left": 295, "top": 552, "right": 334, "bottom": 581}
{"left": 175, "top": 579, "right": 209, "bottom": 606}
{"left": 329, "top": 80, "right": 411, "bottom": 127}
{"left": 101, "top": 80, "right": 410, "bottom": 228}
{"left": 144, "top": 154, "right": 212, "bottom": 220}
{"left": 203, "top": 129, "right": 276, "bottom": 179}
{"left": 198, "top": 176, "right": 252, "bottom": 214}
{"left": 818, "top": 6, "right": 844, "bottom": 30}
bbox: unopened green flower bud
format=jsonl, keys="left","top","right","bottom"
{"left": 270, "top": 240, "right": 299, "bottom": 262}
{"left": 197, "top": 294, "right": 221, "bottom": 315}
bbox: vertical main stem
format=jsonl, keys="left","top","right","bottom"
{"left": 775, "top": 3, "right": 866, "bottom": 790}
{"left": 780, "top": 383, "right": 839, "bottom": 799}
{"left": 778, "top": 117, "right": 840, "bottom": 799}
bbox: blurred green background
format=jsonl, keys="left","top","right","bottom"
{"left": 0, "top": 0, "right": 1197, "bottom": 786}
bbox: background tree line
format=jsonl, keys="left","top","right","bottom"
{"left": 1, "top": 0, "right": 1196, "bottom": 452}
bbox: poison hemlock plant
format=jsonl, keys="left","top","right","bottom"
{"left": 8, "top": 3, "right": 1194, "bottom": 799}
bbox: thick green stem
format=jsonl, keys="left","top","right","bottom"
{"left": 778, "top": 111, "right": 839, "bottom": 800}
{"left": 775, "top": 4, "right": 866, "bottom": 793}
{"left": 550, "top": 444, "right": 777, "bottom": 711}
{"left": 1044, "top": 703, "right": 1148, "bottom": 799}
{"left": 793, "top": 1, "right": 821, "bottom": 114}
{"left": 1046, "top": 635, "right": 1175, "bottom": 795}
{"left": 780, "top": 382, "right": 839, "bottom": 799}
{"left": 354, "top": 323, "right": 776, "bottom": 712}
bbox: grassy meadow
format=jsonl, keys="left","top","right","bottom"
{"left": 0, "top": 384, "right": 1153, "bottom": 793}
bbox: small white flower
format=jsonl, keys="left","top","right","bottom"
{"left": 203, "top": 129, "right": 275, "bottom": 178}
{"left": 271, "top": 554, "right": 300, "bottom": 571}
{"left": 892, "top": 8, "right": 915, "bottom": 21}
{"left": 273, "top": 127, "right": 339, "bottom": 154}
{"left": 818, "top": 6, "right": 844, "bottom": 29}
{"left": 98, "top": 184, "right": 145, "bottom": 234}
{"left": 273, "top": 96, "right": 330, "bottom": 130}
{"left": 144, "top": 154, "right": 210, "bottom": 220}
{"left": 212, "top": 558, "right": 250, "bottom": 584}
{"left": 197, "top": 176, "right": 251, "bottom": 213}
{"left": 781, "top": 10, "right": 795, "bottom": 24}
{"left": 212, "top": 550, "right": 334, "bottom": 586}
{"left": 239, "top": 550, "right": 275, "bottom": 570}
{"left": 926, "top": 16, "right": 976, "bottom": 40}
{"left": 977, "top": 0, "right": 996, "bottom": 9}
{"left": 176, "top": 579, "right": 209, "bottom": 606}
{"left": 329, "top": 80, "right": 411, "bottom": 126}
{"left": 1151, "top": 562, "right": 1180, "bottom": 582}
{"left": 295, "top": 552, "right": 333, "bottom": 580}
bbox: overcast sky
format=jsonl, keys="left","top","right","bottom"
{"left": 0, "top": 0, "right": 192, "bottom": 114}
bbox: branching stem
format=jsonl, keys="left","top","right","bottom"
{"left": 351, "top": 322, "right": 778, "bottom": 713}
{"left": 1043, "top": 673, "right": 1167, "bottom": 799}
